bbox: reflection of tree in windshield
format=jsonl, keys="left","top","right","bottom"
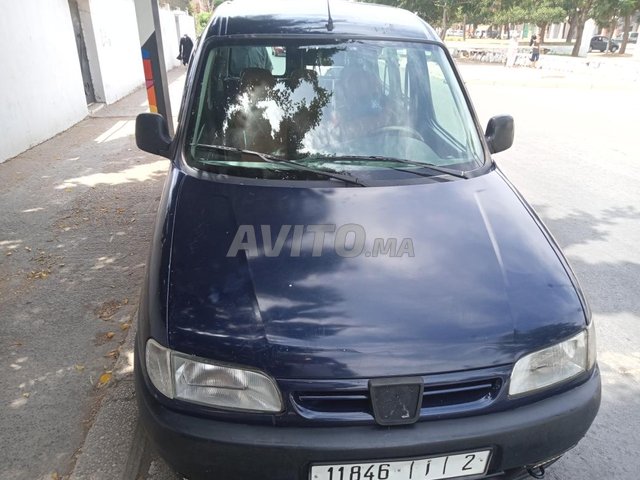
{"left": 273, "top": 70, "right": 331, "bottom": 158}
{"left": 223, "top": 69, "right": 332, "bottom": 159}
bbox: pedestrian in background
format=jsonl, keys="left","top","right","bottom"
{"left": 506, "top": 33, "right": 519, "bottom": 67}
{"left": 178, "top": 34, "right": 194, "bottom": 66}
{"left": 529, "top": 34, "right": 540, "bottom": 68}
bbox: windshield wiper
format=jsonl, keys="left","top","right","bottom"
{"left": 304, "top": 155, "right": 468, "bottom": 179}
{"left": 191, "top": 144, "right": 367, "bottom": 187}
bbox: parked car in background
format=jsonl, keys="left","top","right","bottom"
{"left": 271, "top": 45, "right": 286, "bottom": 56}
{"left": 613, "top": 32, "right": 638, "bottom": 44}
{"left": 135, "top": 1, "right": 601, "bottom": 479}
{"left": 589, "top": 35, "right": 619, "bottom": 52}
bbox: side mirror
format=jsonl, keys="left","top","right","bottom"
{"left": 485, "top": 115, "right": 514, "bottom": 154}
{"left": 135, "top": 113, "right": 172, "bottom": 158}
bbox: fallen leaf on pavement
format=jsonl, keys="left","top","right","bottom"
{"left": 23, "top": 392, "right": 30, "bottom": 398}
{"left": 74, "top": 364, "right": 85, "bottom": 372}
{"left": 97, "top": 372, "right": 112, "bottom": 387}
{"left": 105, "top": 332, "right": 115, "bottom": 340}
{"left": 28, "top": 270, "right": 50, "bottom": 280}
{"left": 119, "top": 323, "right": 131, "bottom": 331}
{"left": 105, "top": 350, "right": 119, "bottom": 359}
{"left": 95, "top": 299, "right": 125, "bottom": 320}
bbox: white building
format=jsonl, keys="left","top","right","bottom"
{"left": 0, "top": 0, "right": 194, "bottom": 163}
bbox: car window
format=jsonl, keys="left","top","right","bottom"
{"left": 426, "top": 55, "right": 468, "bottom": 146}
{"left": 185, "top": 40, "right": 484, "bottom": 182}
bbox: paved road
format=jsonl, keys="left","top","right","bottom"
{"left": 464, "top": 64, "right": 640, "bottom": 479}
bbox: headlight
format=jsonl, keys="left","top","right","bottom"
{"left": 509, "top": 322, "right": 596, "bottom": 396}
{"left": 145, "top": 339, "right": 283, "bottom": 412}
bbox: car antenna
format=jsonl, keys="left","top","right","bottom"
{"left": 326, "top": 0, "right": 334, "bottom": 31}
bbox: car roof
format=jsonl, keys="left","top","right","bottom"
{"left": 204, "top": 0, "right": 439, "bottom": 41}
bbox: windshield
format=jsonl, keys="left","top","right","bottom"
{"left": 185, "top": 39, "right": 485, "bottom": 182}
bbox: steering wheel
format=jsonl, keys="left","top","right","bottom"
{"left": 376, "top": 125, "right": 425, "bottom": 142}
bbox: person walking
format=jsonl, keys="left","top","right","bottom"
{"left": 178, "top": 34, "right": 194, "bottom": 66}
{"left": 529, "top": 34, "right": 540, "bottom": 68}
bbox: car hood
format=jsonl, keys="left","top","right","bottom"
{"left": 167, "top": 171, "right": 585, "bottom": 379}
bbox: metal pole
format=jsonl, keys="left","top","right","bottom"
{"left": 134, "top": 0, "right": 174, "bottom": 136}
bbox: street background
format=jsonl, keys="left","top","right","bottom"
{"left": 1, "top": 55, "right": 639, "bottom": 479}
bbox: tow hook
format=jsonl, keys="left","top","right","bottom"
{"left": 527, "top": 466, "right": 545, "bottom": 478}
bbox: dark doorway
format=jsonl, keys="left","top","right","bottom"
{"left": 68, "top": 0, "right": 96, "bottom": 104}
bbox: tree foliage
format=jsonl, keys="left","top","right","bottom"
{"left": 366, "top": 0, "right": 638, "bottom": 38}
{"left": 195, "top": 12, "right": 212, "bottom": 37}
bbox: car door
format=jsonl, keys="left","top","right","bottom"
{"left": 597, "top": 37, "right": 607, "bottom": 50}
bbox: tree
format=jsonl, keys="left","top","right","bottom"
{"left": 618, "top": 0, "right": 640, "bottom": 53}
{"left": 195, "top": 12, "right": 212, "bottom": 37}
{"left": 591, "top": 0, "right": 631, "bottom": 53}
{"left": 461, "top": 0, "right": 499, "bottom": 28}
{"left": 570, "top": 0, "right": 596, "bottom": 56}
{"left": 562, "top": 0, "right": 582, "bottom": 43}
{"left": 498, "top": 0, "right": 566, "bottom": 43}
{"left": 531, "top": 3, "right": 567, "bottom": 43}
{"left": 592, "top": 0, "right": 617, "bottom": 32}
{"left": 187, "top": 0, "right": 221, "bottom": 15}
{"left": 361, "top": 0, "right": 463, "bottom": 36}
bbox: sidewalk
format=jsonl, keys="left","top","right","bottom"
{"left": 67, "top": 69, "right": 187, "bottom": 480}
{"left": 456, "top": 58, "right": 640, "bottom": 90}
{"left": 0, "top": 67, "right": 185, "bottom": 480}
{"left": 451, "top": 40, "right": 640, "bottom": 90}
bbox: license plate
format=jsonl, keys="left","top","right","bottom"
{"left": 310, "top": 450, "right": 491, "bottom": 480}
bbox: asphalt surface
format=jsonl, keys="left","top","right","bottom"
{"left": 1, "top": 60, "right": 639, "bottom": 480}
{"left": 466, "top": 65, "right": 640, "bottom": 479}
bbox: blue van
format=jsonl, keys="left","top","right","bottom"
{"left": 134, "top": 1, "right": 600, "bottom": 479}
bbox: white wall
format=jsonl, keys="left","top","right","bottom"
{"left": 160, "top": 6, "right": 182, "bottom": 70}
{"left": 0, "top": 1, "right": 194, "bottom": 162}
{"left": 83, "top": 0, "right": 145, "bottom": 104}
{"left": 175, "top": 11, "right": 196, "bottom": 46}
{"left": 159, "top": 6, "right": 195, "bottom": 69}
{"left": 0, "top": 0, "right": 88, "bottom": 163}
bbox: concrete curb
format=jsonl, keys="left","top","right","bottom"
{"left": 69, "top": 317, "right": 147, "bottom": 480}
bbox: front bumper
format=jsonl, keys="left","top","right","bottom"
{"left": 135, "top": 356, "right": 600, "bottom": 480}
